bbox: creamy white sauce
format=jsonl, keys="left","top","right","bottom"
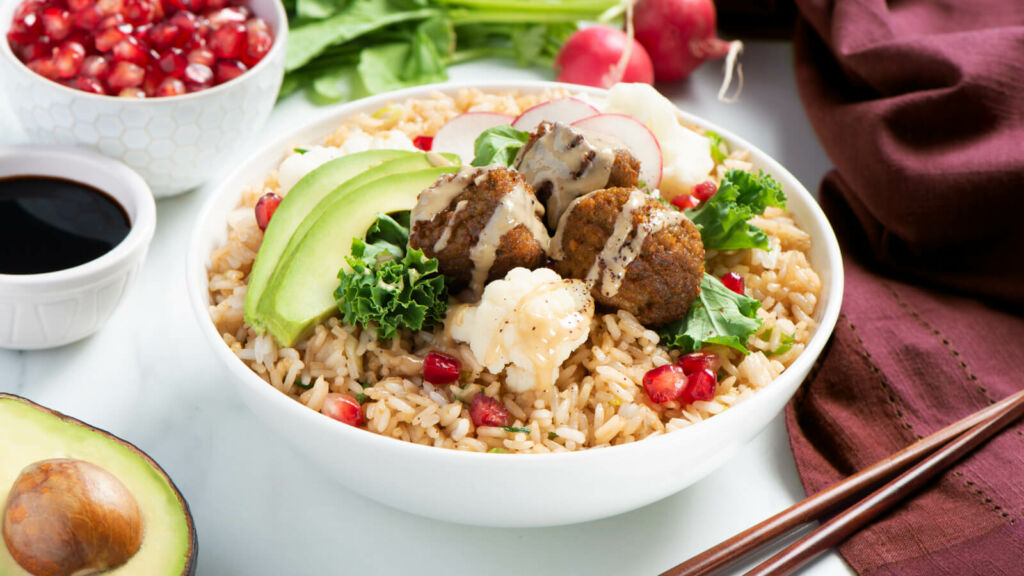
{"left": 433, "top": 200, "right": 467, "bottom": 253}
{"left": 514, "top": 122, "right": 617, "bottom": 228}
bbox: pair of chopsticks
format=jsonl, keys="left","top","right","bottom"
{"left": 663, "top": 388, "right": 1024, "bottom": 576}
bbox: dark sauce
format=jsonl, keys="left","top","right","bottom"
{"left": 0, "top": 176, "right": 131, "bottom": 275}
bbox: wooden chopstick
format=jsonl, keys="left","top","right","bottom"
{"left": 663, "top": 388, "right": 1024, "bottom": 576}
{"left": 745, "top": 389, "right": 1024, "bottom": 575}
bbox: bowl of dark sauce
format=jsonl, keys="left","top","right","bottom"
{"left": 0, "top": 146, "right": 156, "bottom": 349}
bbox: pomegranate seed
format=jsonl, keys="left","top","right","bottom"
{"left": 422, "top": 351, "right": 461, "bottom": 384}
{"left": 94, "top": 24, "right": 129, "bottom": 52}
{"left": 73, "top": 74, "right": 105, "bottom": 93}
{"left": 96, "top": 0, "right": 124, "bottom": 15}
{"left": 413, "top": 135, "right": 433, "bottom": 151}
{"left": 8, "top": 3, "right": 44, "bottom": 45}
{"left": 146, "top": 21, "right": 178, "bottom": 48}
{"left": 20, "top": 39, "right": 53, "bottom": 62}
{"left": 205, "top": 6, "right": 245, "bottom": 28}
{"left": 321, "top": 393, "right": 364, "bottom": 426}
{"left": 118, "top": 86, "right": 146, "bottom": 98}
{"left": 41, "top": 7, "right": 72, "bottom": 40}
{"left": 54, "top": 41, "right": 86, "bottom": 78}
{"left": 27, "top": 58, "right": 59, "bottom": 80}
{"left": 681, "top": 368, "right": 717, "bottom": 404}
{"left": 242, "top": 17, "right": 271, "bottom": 65}
{"left": 642, "top": 364, "right": 688, "bottom": 404}
{"left": 670, "top": 194, "right": 699, "bottom": 210}
{"left": 676, "top": 351, "right": 721, "bottom": 375}
{"left": 162, "top": 0, "right": 204, "bottom": 13}
{"left": 112, "top": 36, "right": 148, "bottom": 64}
{"left": 186, "top": 46, "right": 214, "bottom": 65}
{"left": 155, "top": 76, "right": 184, "bottom": 96}
{"left": 142, "top": 67, "right": 163, "bottom": 95}
{"left": 254, "top": 192, "right": 281, "bottom": 231}
{"left": 182, "top": 61, "right": 212, "bottom": 90}
{"left": 67, "top": 0, "right": 95, "bottom": 11}
{"left": 470, "top": 394, "right": 509, "bottom": 428}
{"left": 693, "top": 180, "right": 718, "bottom": 202}
{"left": 123, "top": 0, "right": 156, "bottom": 25}
{"left": 205, "top": 0, "right": 227, "bottom": 10}
{"left": 168, "top": 10, "right": 196, "bottom": 33}
{"left": 81, "top": 54, "right": 109, "bottom": 78}
{"left": 721, "top": 272, "right": 744, "bottom": 295}
{"left": 106, "top": 60, "right": 144, "bottom": 88}
{"left": 157, "top": 47, "right": 186, "bottom": 76}
{"left": 72, "top": 5, "right": 103, "bottom": 30}
{"left": 214, "top": 58, "right": 245, "bottom": 83}
{"left": 208, "top": 21, "right": 244, "bottom": 59}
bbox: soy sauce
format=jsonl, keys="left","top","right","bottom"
{"left": 0, "top": 177, "right": 131, "bottom": 275}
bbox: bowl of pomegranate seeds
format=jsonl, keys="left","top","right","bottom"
{"left": 0, "top": 0, "right": 286, "bottom": 196}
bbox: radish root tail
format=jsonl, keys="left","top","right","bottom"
{"left": 717, "top": 40, "right": 743, "bottom": 103}
{"left": 609, "top": 0, "right": 636, "bottom": 86}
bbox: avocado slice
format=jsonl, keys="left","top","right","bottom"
{"left": 259, "top": 166, "right": 458, "bottom": 346}
{"left": 0, "top": 394, "right": 196, "bottom": 576}
{"left": 245, "top": 149, "right": 415, "bottom": 329}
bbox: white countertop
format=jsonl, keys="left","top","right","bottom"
{"left": 0, "top": 41, "right": 854, "bottom": 575}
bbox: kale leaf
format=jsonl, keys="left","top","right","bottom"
{"left": 686, "top": 169, "right": 786, "bottom": 251}
{"left": 659, "top": 273, "right": 762, "bottom": 354}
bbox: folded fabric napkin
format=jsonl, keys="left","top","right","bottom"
{"left": 783, "top": 0, "right": 1024, "bottom": 573}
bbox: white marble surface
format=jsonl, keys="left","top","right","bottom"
{"left": 0, "top": 41, "right": 854, "bottom": 575}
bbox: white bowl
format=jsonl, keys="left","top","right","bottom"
{"left": 0, "top": 0, "right": 287, "bottom": 198}
{"left": 187, "top": 81, "right": 844, "bottom": 527}
{"left": 0, "top": 145, "right": 156, "bottom": 349}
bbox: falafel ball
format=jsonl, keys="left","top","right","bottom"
{"left": 514, "top": 121, "right": 641, "bottom": 229}
{"left": 410, "top": 166, "right": 549, "bottom": 296}
{"left": 551, "top": 187, "right": 704, "bottom": 326}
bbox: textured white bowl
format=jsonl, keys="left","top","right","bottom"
{"left": 0, "top": 0, "right": 287, "bottom": 198}
{"left": 0, "top": 146, "right": 155, "bottom": 349}
{"left": 187, "top": 82, "right": 844, "bottom": 527}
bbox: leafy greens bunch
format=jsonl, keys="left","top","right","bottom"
{"left": 281, "top": 0, "right": 619, "bottom": 102}
{"left": 659, "top": 169, "right": 788, "bottom": 353}
{"left": 334, "top": 212, "right": 449, "bottom": 341}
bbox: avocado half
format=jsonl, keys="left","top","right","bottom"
{"left": 0, "top": 394, "right": 197, "bottom": 576}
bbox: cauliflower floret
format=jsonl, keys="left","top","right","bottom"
{"left": 602, "top": 83, "right": 714, "bottom": 197}
{"left": 276, "top": 129, "right": 418, "bottom": 193}
{"left": 448, "top": 268, "right": 594, "bottom": 393}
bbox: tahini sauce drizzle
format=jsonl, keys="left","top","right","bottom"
{"left": 514, "top": 122, "right": 617, "bottom": 228}
{"left": 468, "top": 178, "right": 549, "bottom": 296}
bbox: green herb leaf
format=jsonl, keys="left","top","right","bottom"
{"left": 502, "top": 425, "right": 531, "bottom": 434}
{"left": 547, "top": 431, "right": 559, "bottom": 440}
{"left": 767, "top": 333, "right": 795, "bottom": 357}
{"left": 659, "top": 274, "right": 762, "bottom": 354}
{"left": 335, "top": 212, "right": 449, "bottom": 341}
{"left": 356, "top": 393, "right": 368, "bottom": 404}
{"left": 488, "top": 447, "right": 509, "bottom": 453}
{"left": 356, "top": 18, "right": 451, "bottom": 94}
{"left": 471, "top": 125, "right": 530, "bottom": 167}
{"left": 706, "top": 130, "right": 727, "bottom": 164}
{"left": 686, "top": 169, "right": 786, "bottom": 252}
{"left": 293, "top": 147, "right": 309, "bottom": 154}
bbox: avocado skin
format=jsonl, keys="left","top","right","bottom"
{"left": 0, "top": 394, "right": 197, "bottom": 576}
{"left": 259, "top": 165, "right": 458, "bottom": 347}
{"left": 245, "top": 149, "right": 415, "bottom": 329}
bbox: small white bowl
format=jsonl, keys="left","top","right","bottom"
{"left": 187, "top": 81, "right": 844, "bottom": 527}
{"left": 0, "top": 146, "right": 156, "bottom": 350}
{"left": 0, "top": 0, "right": 287, "bottom": 198}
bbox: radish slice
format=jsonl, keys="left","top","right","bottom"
{"left": 572, "top": 114, "right": 663, "bottom": 189}
{"left": 511, "top": 98, "right": 600, "bottom": 131}
{"left": 431, "top": 112, "right": 514, "bottom": 165}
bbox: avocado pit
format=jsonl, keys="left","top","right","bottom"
{"left": 3, "top": 458, "right": 144, "bottom": 576}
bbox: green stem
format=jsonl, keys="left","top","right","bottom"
{"left": 447, "top": 9, "right": 592, "bottom": 24}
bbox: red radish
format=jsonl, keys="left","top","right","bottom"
{"left": 633, "top": 0, "right": 744, "bottom": 99}
{"left": 573, "top": 113, "right": 662, "bottom": 188}
{"left": 511, "top": 98, "right": 599, "bottom": 132}
{"left": 555, "top": 26, "right": 653, "bottom": 89}
{"left": 322, "top": 393, "right": 364, "bottom": 426}
{"left": 431, "top": 112, "right": 513, "bottom": 165}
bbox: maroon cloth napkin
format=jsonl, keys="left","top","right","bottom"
{"left": 784, "top": 0, "right": 1024, "bottom": 573}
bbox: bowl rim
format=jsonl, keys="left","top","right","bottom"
{"left": 0, "top": 144, "right": 156, "bottom": 286}
{"left": 0, "top": 0, "right": 288, "bottom": 104}
{"left": 187, "top": 80, "right": 845, "bottom": 464}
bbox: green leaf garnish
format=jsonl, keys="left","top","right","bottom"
{"left": 335, "top": 212, "right": 449, "bottom": 341}
{"left": 659, "top": 274, "right": 762, "bottom": 354}
{"left": 547, "top": 431, "right": 559, "bottom": 440}
{"left": 356, "top": 393, "right": 369, "bottom": 404}
{"left": 293, "top": 147, "right": 309, "bottom": 154}
{"left": 502, "top": 426, "right": 531, "bottom": 434}
{"left": 471, "top": 125, "right": 531, "bottom": 167}
{"left": 767, "top": 332, "right": 795, "bottom": 356}
{"left": 686, "top": 169, "right": 786, "bottom": 252}
{"left": 706, "top": 130, "right": 727, "bottom": 164}
{"left": 488, "top": 447, "right": 509, "bottom": 453}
